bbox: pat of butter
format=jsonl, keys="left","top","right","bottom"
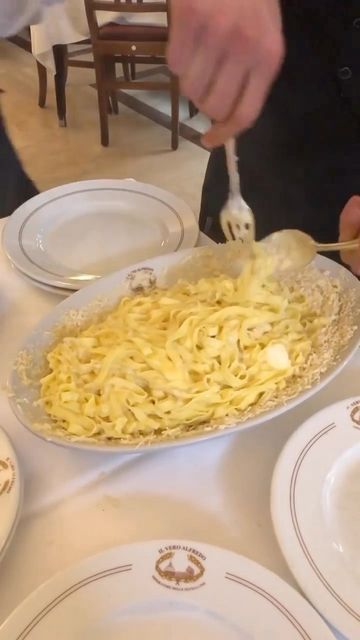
{"left": 265, "top": 343, "right": 290, "bottom": 370}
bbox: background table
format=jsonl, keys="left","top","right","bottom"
{"left": 0, "top": 217, "right": 356, "bottom": 639}
{"left": 31, "top": 0, "right": 167, "bottom": 70}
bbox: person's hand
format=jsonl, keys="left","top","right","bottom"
{"left": 168, "top": 0, "right": 284, "bottom": 148}
{"left": 339, "top": 196, "right": 360, "bottom": 275}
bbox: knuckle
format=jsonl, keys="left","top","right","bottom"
{"left": 261, "top": 34, "right": 285, "bottom": 71}
{"left": 204, "top": 19, "right": 231, "bottom": 46}
{"left": 233, "top": 30, "right": 253, "bottom": 55}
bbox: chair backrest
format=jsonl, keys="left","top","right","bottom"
{"left": 84, "top": 0, "right": 169, "bottom": 42}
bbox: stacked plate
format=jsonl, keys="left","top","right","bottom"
{"left": 2, "top": 179, "right": 199, "bottom": 296}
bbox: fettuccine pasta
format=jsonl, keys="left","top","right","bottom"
{"left": 38, "top": 252, "right": 350, "bottom": 442}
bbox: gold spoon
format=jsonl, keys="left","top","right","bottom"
{"left": 262, "top": 229, "right": 360, "bottom": 272}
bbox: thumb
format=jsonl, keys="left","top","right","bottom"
{"left": 339, "top": 196, "right": 360, "bottom": 275}
{"left": 339, "top": 195, "right": 360, "bottom": 241}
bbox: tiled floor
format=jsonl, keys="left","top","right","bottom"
{"left": 0, "top": 40, "right": 209, "bottom": 216}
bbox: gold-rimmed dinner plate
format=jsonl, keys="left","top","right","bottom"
{"left": 3, "top": 179, "right": 198, "bottom": 290}
{"left": 0, "top": 540, "right": 335, "bottom": 639}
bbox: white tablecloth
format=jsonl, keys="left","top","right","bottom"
{"left": 31, "top": 0, "right": 167, "bottom": 69}
{"left": 0, "top": 216, "right": 355, "bottom": 639}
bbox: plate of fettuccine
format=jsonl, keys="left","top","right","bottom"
{"left": 8, "top": 244, "right": 360, "bottom": 452}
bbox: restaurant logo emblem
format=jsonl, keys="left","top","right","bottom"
{"left": 0, "top": 457, "right": 16, "bottom": 496}
{"left": 347, "top": 399, "right": 360, "bottom": 429}
{"left": 126, "top": 267, "right": 156, "bottom": 293}
{"left": 350, "top": 403, "right": 360, "bottom": 429}
{"left": 153, "top": 544, "right": 206, "bottom": 591}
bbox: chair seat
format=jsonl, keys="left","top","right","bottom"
{"left": 99, "top": 23, "right": 168, "bottom": 42}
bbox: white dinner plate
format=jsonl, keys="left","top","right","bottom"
{"left": 9, "top": 251, "right": 360, "bottom": 454}
{"left": 11, "top": 264, "right": 70, "bottom": 297}
{"left": 0, "top": 540, "right": 335, "bottom": 639}
{"left": 271, "top": 397, "right": 360, "bottom": 640}
{"left": 0, "top": 426, "right": 22, "bottom": 563}
{"left": 2, "top": 179, "right": 198, "bottom": 290}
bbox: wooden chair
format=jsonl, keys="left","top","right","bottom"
{"left": 84, "top": 0, "right": 180, "bottom": 149}
{"left": 36, "top": 41, "right": 131, "bottom": 127}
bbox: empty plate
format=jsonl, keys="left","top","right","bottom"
{"left": 0, "top": 426, "right": 22, "bottom": 563}
{"left": 271, "top": 397, "right": 360, "bottom": 639}
{"left": 3, "top": 179, "right": 198, "bottom": 290}
{"left": 10, "top": 264, "right": 70, "bottom": 297}
{"left": 0, "top": 540, "right": 335, "bottom": 639}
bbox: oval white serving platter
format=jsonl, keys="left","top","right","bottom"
{"left": 8, "top": 250, "right": 360, "bottom": 453}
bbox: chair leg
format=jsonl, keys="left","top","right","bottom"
{"left": 130, "top": 59, "right": 136, "bottom": 80}
{"left": 36, "top": 61, "right": 47, "bottom": 108}
{"left": 94, "top": 58, "right": 110, "bottom": 147}
{"left": 105, "top": 58, "right": 119, "bottom": 115}
{"left": 111, "top": 91, "right": 119, "bottom": 115}
{"left": 53, "top": 44, "right": 68, "bottom": 127}
{"left": 122, "top": 61, "right": 131, "bottom": 82}
{"left": 170, "top": 74, "right": 180, "bottom": 151}
{"left": 188, "top": 101, "right": 198, "bottom": 119}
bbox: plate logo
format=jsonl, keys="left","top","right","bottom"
{"left": 126, "top": 268, "right": 156, "bottom": 294}
{"left": 348, "top": 400, "right": 360, "bottom": 429}
{"left": 153, "top": 544, "right": 206, "bottom": 591}
{"left": 0, "top": 457, "right": 16, "bottom": 496}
